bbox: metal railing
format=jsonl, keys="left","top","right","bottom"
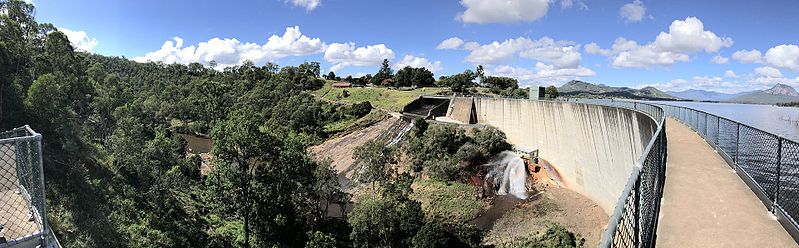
{"left": 0, "top": 125, "right": 51, "bottom": 248}
{"left": 571, "top": 100, "right": 667, "bottom": 248}
{"left": 657, "top": 103, "right": 799, "bottom": 242}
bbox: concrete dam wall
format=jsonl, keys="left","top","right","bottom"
{"left": 453, "top": 98, "right": 658, "bottom": 213}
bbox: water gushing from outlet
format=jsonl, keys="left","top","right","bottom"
{"left": 486, "top": 151, "right": 528, "bottom": 199}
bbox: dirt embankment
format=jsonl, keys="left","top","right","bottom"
{"left": 309, "top": 117, "right": 400, "bottom": 183}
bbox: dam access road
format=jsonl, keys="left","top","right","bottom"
{"left": 656, "top": 118, "right": 797, "bottom": 248}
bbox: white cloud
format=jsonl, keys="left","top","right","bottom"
{"left": 619, "top": 0, "right": 646, "bottom": 23}
{"left": 133, "top": 26, "right": 326, "bottom": 68}
{"left": 534, "top": 62, "right": 596, "bottom": 79}
{"left": 457, "top": 0, "right": 550, "bottom": 24}
{"left": 652, "top": 17, "right": 733, "bottom": 53}
{"left": 465, "top": 37, "right": 532, "bottom": 64}
{"left": 465, "top": 37, "right": 583, "bottom": 68}
{"left": 610, "top": 38, "right": 689, "bottom": 68}
{"left": 584, "top": 42, "right": 612, "bottom": 56}
{"left": 589, "top": 17, "right": 733, "bottom": 68}
{"left": 765, "top": 44, "right": 799, "bottom": 71}
{"left": 731, "top": 49, "right": 763, "bottom": 64}
{"left": 518, "top": 38, "right": 582, "bottom": 68}
{"left": 289, "top": 0, "right": 321, "bottom": 11}
{"left": 489, "top": 63, "right": 595, "bottom": 86}
{"left": 462, "top": 41, "right": 480, "bottom": 50}
{"left": 324, "top": 43, "right": 395, "bottom": 72}
{"left": 436, "top": 37, "right": 464, "bottom": 50}
{"left": 725, "top": 70, "right": 738, "bottom": 78}
{"left": 711, "top": 55, "right": 729, "bottom": 64}
{"left": 754, "top": 66, "right": 783, "bottom": 78}
{"left": 394, "top": 55, "right": 443, "bottom": 73}
{"left": 57, "top": 27, "right": 98, "bottom": 52}
{"left": 560, "top": 0, "right": 588, "bottom": 10}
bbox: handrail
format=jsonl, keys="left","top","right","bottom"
{"left": 656, "top": 103, "right": 799, "bottom": 244}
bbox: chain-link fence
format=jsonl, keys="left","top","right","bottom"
{"left": 568, "top": 99, "right": 667, "bottom": 248}
{"left": 658, "top": 104, "right": 799, "bottom": 243}
{"left": 0, "top": 125, "right": 50, "bottom": 248}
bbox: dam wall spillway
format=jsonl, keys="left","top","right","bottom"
{"left": 464, "top": 98, "right": 658, "bottom": 213}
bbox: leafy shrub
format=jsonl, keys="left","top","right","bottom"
{"left": 411, "top": 220, "right": 483, "bottom": 248}
{"left": 474, "top": 126, "right": 513, "bottom": 156}
{"left": 498, "top": 224, "right": 585, "bottom": 248}
{"left": 348, "top": 101, "right": 372, "bottom": 118}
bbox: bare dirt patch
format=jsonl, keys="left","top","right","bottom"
{"left": 477, "top": 187, "right": 607, "bottom": 247}
{"left": 309, "top": 117, "right": 398, "bottom": 182}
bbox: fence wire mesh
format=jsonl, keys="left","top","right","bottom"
{"left": 658, "top": 103, "right": 799, "bottom": 244}
{"left": 0, "top": 126, "right": 48, "bottom": 247}
{"left": 578, "top": 100, "right": 666, "bottom": 248}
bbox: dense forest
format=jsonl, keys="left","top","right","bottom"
{"left": 0, "top": 1, "right": 585, "bottom": 247}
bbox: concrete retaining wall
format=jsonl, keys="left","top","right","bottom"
{"left": 468, "top": 98, "right": 658, "bottom": 213}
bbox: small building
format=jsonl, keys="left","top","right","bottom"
{"left": 529, "top": 86, "right": 545, "bottom": 100}
{"left": 332, "top": 82, "right": 352, "bottom": 88}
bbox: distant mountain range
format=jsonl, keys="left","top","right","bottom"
{"left": 560, "top": 80, "right": 799, "bottom": 105}
{"left": 558, "top": 80, "right": 678, "bottom": 100}
{"left": 664, "top": 89, "right": 744, "bottom": 102}
{"left": 667, "top": 83, "right": 799, "bottom": 104}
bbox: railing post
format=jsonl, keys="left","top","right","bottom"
{"left": 634, "top": 178, "right": 641, "bottom": 248}
{"left": 774, "top": 137, "right": 783, "bottom": 213}
{"left": 716, "top": 115, "right": 721, "bottom": 145}
{"left": 735, "top": 123, "right": 740, "bottom": 163}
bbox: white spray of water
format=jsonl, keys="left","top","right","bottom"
{"left": 486, "top": 151, "right": 528, "bottom": 199}
{"left": 387, "top": 122, "right": 413, "bottom": 147}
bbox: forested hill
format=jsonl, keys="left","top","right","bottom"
{"left": 1, "top": 1, "right": 359, "bottom": 246}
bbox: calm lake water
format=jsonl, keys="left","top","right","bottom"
{"left": 651, "top": 101, "right": 799, "bottom": 142}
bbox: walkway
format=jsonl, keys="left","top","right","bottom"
{"left": 656, "top": 118, "right": 797, "bottom": 247}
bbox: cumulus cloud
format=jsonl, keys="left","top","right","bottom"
{"left": 436, "top": 37, "right": 464, "bottom": 50}
{"left": 652, "top": 17, "right": 733, "bottom": 53}
{"left": 584, "top": 42, "right": 612, "bottom": 56}
{"left": 134, "top": 26, "right": 326, "bottom": 68}
{"left": 289, "top": 0, "right": 321, "bottom": 11}
{"left": 725, "top": 70, "right": 738, "bottom": 78}
{"left": 754, "top": 66, "right": 783, "bottom": 78}
{"left": 57, "top": 27, "right": 98, "bottom": 52}
{"left": 465, "top": 37, "right": 583, "bottom": 68}
{"left": 619, "top": 0, "right": 646, "bottom": 23}
{"left": 711, "top": 55, "right": 729, "bottom": 64}
{"left": 587, "top": 17, "right": 733, "bottom": 68}
{"left": 324, "top": 43, "right": 395, "bottom": 72}
{"left": 609, "top": 38, "right": 690, "bottom": 68}
{"left": 462, "top": 41, "right": 480, "bottom": 50}
{"left": 765, "top": 44, "right": 799, "bottom": 71}
{"left": 394, "top": 55, "right": 443, "bottom": 73}
{"left": 457, "top": 0, "right": 550, "bottom": 24}
{"left": 731, "top": 49, "right": 763, "bottom": 64}
{"left": 489, "top": 63, "right": 595, "bottom": 86}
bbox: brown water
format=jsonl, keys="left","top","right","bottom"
{"left": 179, "top": 134, "right": 212, "bottom": 154}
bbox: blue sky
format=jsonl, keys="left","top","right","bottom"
{"left": 32, "top": 0, "right": 799, "bottom": 93}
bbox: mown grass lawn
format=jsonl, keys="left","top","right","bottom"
{"left": 312, "top": 81, "right": 447, "bottom": 112}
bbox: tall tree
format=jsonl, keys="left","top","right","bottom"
{"left": 209, "top": 108, "right": 281, "bottom": 248}
{"left": 476, "top": 65, "right": 485, "bottom": 86}
{"left": 371, "top": 59, "right": 393, "bottom": 86}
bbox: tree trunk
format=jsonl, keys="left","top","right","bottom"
{"left": 243, "top": 210, "right": 250, "bottom": 248}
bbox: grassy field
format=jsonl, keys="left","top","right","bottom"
{"left": 410, "top": 180, "right": 485, "bottom": 223}
{"left": 312, "top": 81, "right": 448, "bottom": 112}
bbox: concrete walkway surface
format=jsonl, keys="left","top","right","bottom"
{"left": 656, "top": 118, "right": 797, "bottom": 247}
